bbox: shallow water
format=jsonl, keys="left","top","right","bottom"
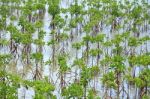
{"left": 0, "top": 0, "right": 150, "bottom": 99}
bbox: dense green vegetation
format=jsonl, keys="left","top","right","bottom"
{"left": 0, "top": 0, "right": 150, "bottom": 98}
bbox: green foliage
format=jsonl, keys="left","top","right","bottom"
{"left": 128, "top": 37, "right": 140, "bottom": 47}
{"left": 83, "top": 35, "right": 92, "bottom": 42}
{"left": 87, "top": 89, "right": 101, "bottom": 99}
{"left": 0, "top": 5, "right": 10, "bottom": 16}
{"left": 31, "top": 52, "right": 43, "bottom": 61}
{"left": 52, "top": 15, "right": 65, "bottom": 28}
{"left": 95, "top": 34, "right": 105, "bottom": 42}
{"left": 0, "top": 54, "right": 20, "bottom": 99}
{"left": 72, "top": 42, "right": 82, "bottom": 50}
{"left": 73, "top": 58, "right": 85, "bottom": 68}
{"left": 20, "top": 33, "right": 32, "bottom": 44}
{"left": 38, "top": 30, "right": 46, "bottom": 39}
{"left": 10, "top": 15, "right": 17, "bottom": 21}
{"left": 90, "top": 65, "right": 100, "bottom": 77}
{"left": 80, "top": 67, "right": 92, "bottom": 86}
{"left": 131, "top": 6, "right": 142, "bottom": 19}
{"left": 48, "top": 0, "right": 60, "bottom": 16}
{"left": 0, "top": 0, "right": 150, "bottom": 98}
{"left": 0, "top": 39, "right": 9, "bottom": 46}
{"left": 128, "top": 55, "right": 138, "bottom": 66}
{"left": 47, "top": 39, "right": 57, "bottom": 45}
{"left": 25, "top": 80, "right": 56, "bottom": 99}
{"left": 70, "top": 18, "right": 78, "bottom": 28}
{"left": 137, "top": 54, "right": 150, "bottom": 66}
{"left": 33, "top": 39, "right": 45, "bottom": 46}
{"left": 102, "top": 40, "right": 113, "bottom": 47}
{"left": 0, "top": 74, "right": 20, "bottom": 99}
{"left": 18, "top": 16, "right": 27, "bottom": 27}
{"left": 58, "top": 55, "right": 70, "bottom": 73}
{"left": 63, "top": 83, "right": 83, "bottom": 98}
{"left": 129, "top": 54, "right": 150, "bottom": 66}
{"left": 87, "top": 89, "right": 95, "bottom": 99}
{"left": 112, "top": 34, "right": 123, "bottom": 45}
{"left": 142, "top": 95, "right": 150, "bottom": 99}
{"left": 69, "top": 4, "right": 83, "bottom": 15}
{"left": 140, "top": 69, "right": 150, "bottom": 85}
{"left": 110, "top": 55, "right": 125, "bottom": 72}
{"left": 35, "top": 3, "right": 45, "bottom": 10}
{"left": 89, "top": 49, "right": 102, "bottom": 57}
{"left": 112, "top": 45, "right": 123, "bottom": 54}
{"left": 0, "top": 54, "right": 11, "bottom": 66}
{"left": 33, "top": 80, "right": 55, "bottom": 92}
{"left": 35, "top": 20, "right": 43, "bottom": 28}
{"left": 100, "top": 55, "right": 111, "bottom": 66}
{"left": 101, "top": 72, "right": 117, "bottom": 89}
{"left": 58, "top": 33, "right": 69, "bottom": 41}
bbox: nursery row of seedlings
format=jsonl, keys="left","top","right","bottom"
{"left": 0, "top": 0, "right": 150, "bottom": 98}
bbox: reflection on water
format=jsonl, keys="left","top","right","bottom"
{"left": 0, "top": 0, "right": 150, "bottom": 99}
